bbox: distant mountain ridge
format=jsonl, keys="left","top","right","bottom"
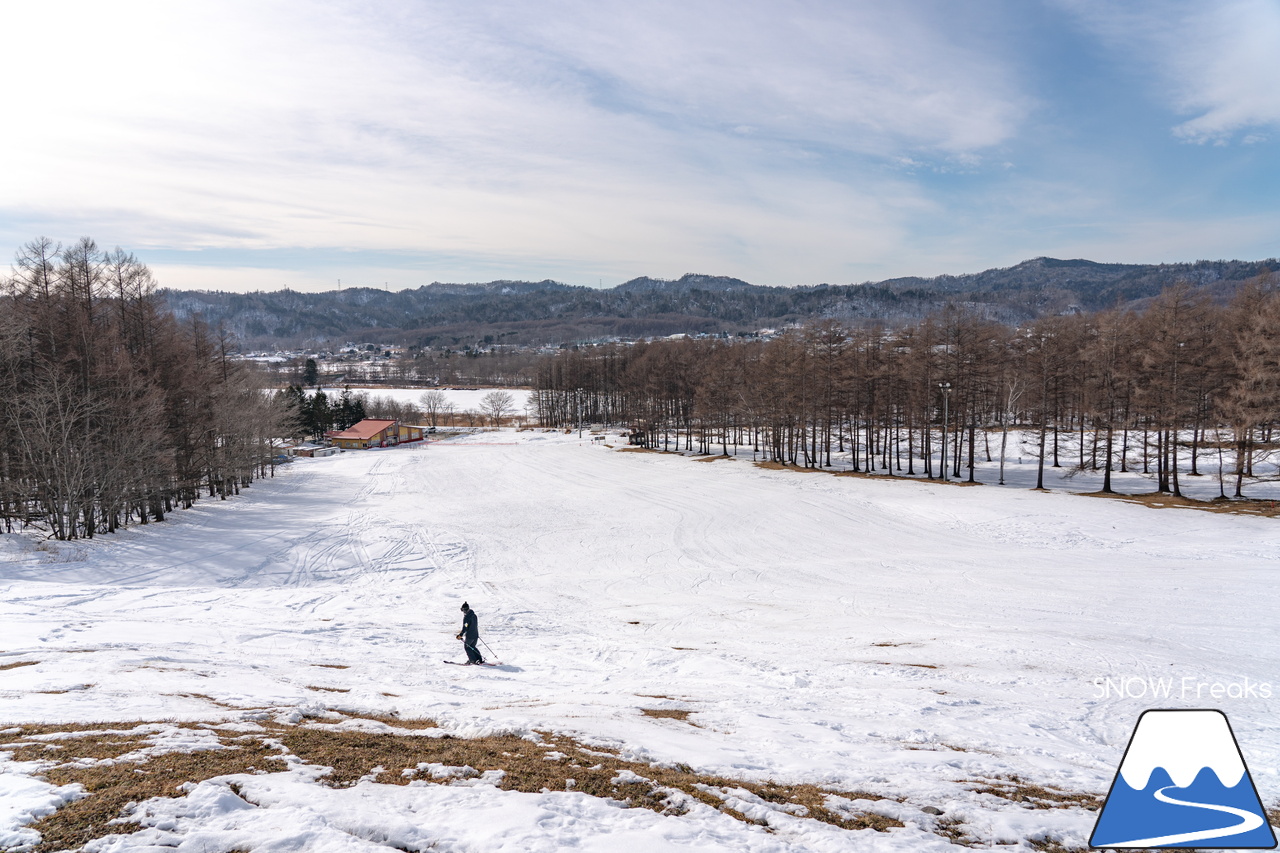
{"left": 615, "top": 273, "right": 756, "bottom": 293}
{"left": 161, "top": 256, "right": 1277, "bottom": 348}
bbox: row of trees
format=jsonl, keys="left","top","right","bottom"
{"left": 262, "top": 347, "right": 542, "bottom": 388}
{"left": 0, "top": 238, "right": 290, "bottom": 539}
{"left": 278, "top": 388, "right": 523, "bottom": 439}
{"left": 279, "top": 386, "right": 368, "bottom": 440}
{"left": 534, "top": 277, "right": 1280, "bottom": 497}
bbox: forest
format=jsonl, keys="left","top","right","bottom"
{"left": 5, "top": 235, "right": 1278, "bottom": 542}
{"left": 0, "top": 238, "right": 290, "bottom": 540}
{"left": 534, "top": 276, "right": 1280, "bottom": 498}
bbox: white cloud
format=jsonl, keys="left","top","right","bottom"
{"left": 149, "top": 265, "right": 336, "bottom": 293}
{"left": 1057, "top": 0, "right": 1280, "bottom": 143}
{"left": 0, "top": 0, "right": 1029, "bottom": 285}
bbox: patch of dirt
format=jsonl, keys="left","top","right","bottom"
{"left": 1028, "top": 839, "right": 1088, "bottom": 852}
{"left": 755, "top": 461, "right": 983, "bottom": 486}
{"left": 970, "top": 775, "right": 1100, "bottom": 811}
{"left": 305, "top": 685, "right": 351, "bottom": 693}
{"left": 311, "top": 663, "right": 351, "bottom": 669}
{"left": 166, "top": 693, "right": 255, "bottom": 709}
{"left": 641, "top": 708, "right": 693, "bottom": 722}
{"left": 14, "top": 717, "right": 901, "bottom": 848}
{"left": 0, "top": 660, "right": 39, "bottom": 671}
{"left": 934, "top": 815, "right": 981, "bottom": 847}
{"left": 1082, "top": 490, "right": 1280, "bottom": 518}
{"left": 753, "top": 461, "right": 827, "bottom": 473}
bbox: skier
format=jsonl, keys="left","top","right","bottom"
{"left": 456, "top": 601, "right": 484, "bottom": 665}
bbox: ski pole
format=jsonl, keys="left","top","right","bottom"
{"left": 480, "top": 637, "right": 501, "bottom": 662}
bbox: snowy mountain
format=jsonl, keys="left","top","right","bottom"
{"left": 160, "top": 257, "right": 1279, "bottom": 347}
{"left": 1118, "top": 710, "right": 1246, "bottom": 790}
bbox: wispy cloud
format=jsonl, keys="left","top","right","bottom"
{"left": 1056, "top": 0, "right": 1280, "bottom": 143}
{"left": 0, "top": 1, "right": 1034, "bottom": 286}
{"left": 0, "top": 1, "right": 1270, "bottom": 291}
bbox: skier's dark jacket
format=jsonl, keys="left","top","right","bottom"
{"left": 461, "top": 609, "right": 478, "bottom": 641}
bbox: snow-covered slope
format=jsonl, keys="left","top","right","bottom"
{"left": 2, "top": 430, "right": 1278, "bottom": 849}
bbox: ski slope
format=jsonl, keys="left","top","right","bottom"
{"left": 2, "top": 430, "right": 1278, "bottom": 850}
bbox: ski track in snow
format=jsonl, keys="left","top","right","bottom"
{"left": 2, "top": 431, "right": 1279, "bottom": 850}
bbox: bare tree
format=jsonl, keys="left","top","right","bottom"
{"left": 480, "top": 390, "right": 515, "bottom": 426}
{"left": 419, "top": 389, "right": 451, "bottom": 427}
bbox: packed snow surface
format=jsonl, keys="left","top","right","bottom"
{"left": 2, "top": 429, "right": 1278, "bottom": 850}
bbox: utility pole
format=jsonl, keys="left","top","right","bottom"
{"left": 939, "top": 382, "right": 952, "bottom": 482}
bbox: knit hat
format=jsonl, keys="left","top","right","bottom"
{"left": 460, "top": 601, "right": 469, "bottom": 611}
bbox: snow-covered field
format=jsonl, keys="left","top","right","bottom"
{"left": 2, "top": 430, "right": 1279, "bottom": 850}
{"left": 319, "top": 387, "right": 535, "bottom": 417}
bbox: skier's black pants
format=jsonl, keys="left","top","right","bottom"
{"left": 463, "top": 639, "right": 483, "bottom": 664}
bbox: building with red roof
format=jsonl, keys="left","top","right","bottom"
{"left": 328, "top": 419, "right": 424, "bottom": 450}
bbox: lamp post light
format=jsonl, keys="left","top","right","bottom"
{"left": 939, "top": 382, "right": 952, "bottom": 482}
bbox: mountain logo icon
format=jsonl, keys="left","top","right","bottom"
{"left": 1091, "top": 709, "right": 1276, "bottom": 849}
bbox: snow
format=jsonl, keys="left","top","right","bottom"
{"left": 0, "top": 759, "right": 83, "bottom": 850}
{"left": 2, "top": 428, "right": 1279, "bottom": 849}
{"left": 1119, "top": 710, "right": 1245, "bottom": 789}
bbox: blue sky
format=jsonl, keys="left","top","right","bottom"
{"left": 2, "top": 0, "right": 1277, "bottom": 292}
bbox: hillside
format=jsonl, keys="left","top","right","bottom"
{"left": 161, "top": 257, "right": 1277, "bottom": 348}
{"left": 3, "top": 431, "right": 1278, "bottom": 849}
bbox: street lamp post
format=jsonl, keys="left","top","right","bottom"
{"left": 939, "top": 382, "right": 952, "bottom": 482}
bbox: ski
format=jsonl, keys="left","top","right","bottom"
{"left": 443, "top": 660, "right": 501, "bottom": 667}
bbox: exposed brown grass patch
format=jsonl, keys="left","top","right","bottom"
{"left": 904, "top": 742, "right": 974, "bottom": 753}
{"left": 9, "top": 732, "right": 153, "bottom": 764}
{"left": 0, "top": 659, "right": 38, "bottom": 671}
{"left": 166, "top": 692, "right": 255, "bottom": 710}
{"left": 617, "top": 447, "right": 659, "bottom": 453}
{"left": 934, "top": 815, "right": 981, "bottom": 847}
{"left": 28, "top": 735, "right": 284, "bottom": 853}
{"left": 692, "top": 454, "right": 732, "bottom": 462}
{"left": 305, "top": 685, "right": 351, "bottom": 693}
{"left": 753, "top": 461, "right": 826, "bottom": 473}
{"left": 1028, "top": 839, "right": 1088, "bottom": 852}
{"left": 1082, "top": 490, "right": 1280, "bottom": 518}
{"left": 353, "top": 713, "right": 439, "bottom": 730}
{"left": 641, "top": 708, "right": 692, "bottom": 721}
{"left": 281, "top": 727, "right": 899, "bottom": 830}
{"left": 0, "top": 722, "right": 137, "bottom": 744}
{"left": 755, "top": 461, "right": 983, "bottom": 486}
{"left": 14, "top": 718, "right": 901, "bottom": 847}
{"left": 311, "top": 663, "right": 351, "bottom": 669}
{"left": 970, "top": 775, "right": 1100, "bottom": 811}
